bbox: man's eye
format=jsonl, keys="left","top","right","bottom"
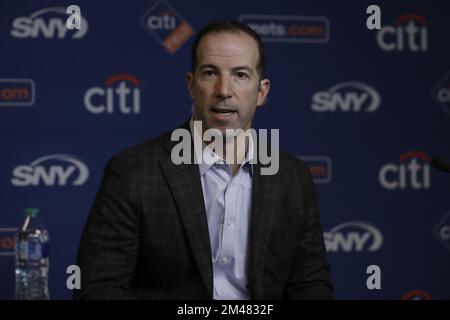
{"left": 236, "top": 72, "right": 249, "bottom": 80}
{"left": 203, "top": 70, "right": 216, "bottom": 76}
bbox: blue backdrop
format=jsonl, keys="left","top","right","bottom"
{"left": 1, "top": 0, "right": 449, "bottom": 300}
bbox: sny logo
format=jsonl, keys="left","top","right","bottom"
{"left": 324, "top": 221, "right": 383, "bottom": 253}
{"left": 311, "top": 81, "right": 380, "bottom": 112}
{"left": 11, "top": 154, "right": 89, "bottom": 187}
{"left": 11, "top": 7, "right": 88, "bottom": 39}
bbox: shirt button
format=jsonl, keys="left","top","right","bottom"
{"left": 221, "top": 256, "right": 228, "bottom": 264}
{"left": 227, "top": 219, "right": 232, "bottom": 226}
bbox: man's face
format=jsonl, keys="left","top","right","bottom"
{"left": 187, "top": 32, "right": 270, "bottom": 133}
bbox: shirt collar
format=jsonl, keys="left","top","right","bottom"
{"left": 189, "top": 117, "right": 254, "bottom": 176}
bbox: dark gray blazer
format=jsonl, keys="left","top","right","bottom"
{"left": 75, "top": 121, "right": 333, "bottom": 299}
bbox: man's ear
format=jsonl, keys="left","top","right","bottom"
{"left": 256, "top": 79, "right": 270, "bottom": 107}
{"left": 186, "top": 72, "right": 194, "bottom": 98}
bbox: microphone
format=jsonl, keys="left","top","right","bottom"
{"left": 431, "top": 156, "right": 450, "bottom": 174}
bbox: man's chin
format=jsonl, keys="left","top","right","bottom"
{"left": 211, "top": 124, "right": 243, "bottom": 134}
{"left": 203, "top": 120, "right": 235, "bottom": 132}
{"left": 194, "top": 118, "right": 247, "bottom": 135}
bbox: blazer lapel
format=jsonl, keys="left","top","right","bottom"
{"left": 159, "top": 123, "right": 213, "bottom": 297}
{"left": 248, "top": 161, "right": 278, "bottom": 299}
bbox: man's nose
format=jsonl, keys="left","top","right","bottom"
{"left": 215, "top": 75, "right": 232, "bottom": 100}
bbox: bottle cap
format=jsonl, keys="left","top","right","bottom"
{"left": 24, "top": 208, "right": 39, "bottom": 217}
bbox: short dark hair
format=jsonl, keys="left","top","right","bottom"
{"left": 191, "top": 20, "right": 266, "bottom": 79}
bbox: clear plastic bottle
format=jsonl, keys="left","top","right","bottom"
{"left": 15, "top": 208, "right": 50, "bottom": 300}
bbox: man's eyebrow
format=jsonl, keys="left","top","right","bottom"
{"left": 231, "top": 66, "right": 254, "bottom": 74}
{"left": 199, "top": 64, "right": 219, "bottom": 71}
{"left": 199, "top": 64, "right": 254, "bottom": 74}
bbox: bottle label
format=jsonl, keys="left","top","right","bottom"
{"left": 19, "top": 240, "right": 28, "bottom": 260}
{"left": 19, "top": 239, "right": 44, "bottom": 260}
{"left": 29, "top": 241, "right": 42, "bottom": 260}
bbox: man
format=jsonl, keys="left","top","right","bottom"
{"left": 75, "top": 21, "right": 333, "bottom": 299}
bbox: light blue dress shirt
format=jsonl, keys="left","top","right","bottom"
{"left": 190, "top": 119, "right": 253, "bottom": 300}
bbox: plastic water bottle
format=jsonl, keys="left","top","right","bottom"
{"left": 15, "top": 208, "right": 50, "bottom": 300}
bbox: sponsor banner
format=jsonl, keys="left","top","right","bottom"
{"left": 298, "top": 156, "right": 332, "bottom": 184}
{"left": 379, "top": 151, "right": 431, "bottom": 190}
{"left": 311, "top": 81, "right": 380, "bottom": 113}
{"left": 11, "top": 7, "right": 88, "bottom": 39}
{"left": 0, "top": 79, "right": 35, "bottom": 107}
{"left": 140, "top": 0, "right": 193, "bottom": 53}
{"left": 376, "top": 13, "right": 428, "bottom": 52}
{"left": 84, "top": 74, "right": 142, "bottom": 114}
{"left": 401, "top": 290, "right": 432, "bottom": 300}
{"left": 239, "top": 14, "right": 329, "bottom": 43}
{"left": 324, "top": 221, "right": 383, "bottom": 253}
{"left": 0, "top": 228, "right": 17, "bottom": 256}
{"left": 11, "top": 154, "right": 89, "bottom": 187}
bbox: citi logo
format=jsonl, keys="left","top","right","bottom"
{"left": 311, "top": 81, "right": 380, "bottom": 112}
{"left": 146, "top": 10, "right": 176, "bottom": 30}
{"left": 379, "top": 151, "right": 431, "bottom": 190}
{"left": 401, "top": 290, "right": 432, "bottom": 300}
{"left": 140, "top": 0, "right": 193, "bottom": 53}
{"left": 84, "top": 74, "right": 141, "bottom": 114}
{"left": 11, "top": 154, "right": 89, "bottom": 187}
{"left": 0, "top": 228, "right": 17, "bottom": 256}
{"left": 377, "top": 13, "right": 428, "bottom": 52}
{"left": 11, "top": 7, "right": 88, "bottom": 39}
{"left": 324, "top": 221, "right": 383, "bottom": 253}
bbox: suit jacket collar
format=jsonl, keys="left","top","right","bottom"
{"left": 159, "top": 120, "right": 277, "bottom": 299}
{"left": 248, "top": 163, "right": 277, "bottom": 299}
{"left": 159, "top": 121, "right": 213, "bottom": 297}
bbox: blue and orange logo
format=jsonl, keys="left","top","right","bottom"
{"left": 0, "top": 78, "right": 35, "bottom": 107}
{"left": 0, "top": 228, "right": 17, "bottom": 256}
{"left": 298, "top": 156, "right": 332, "bottom": 183}
{"left": 140, "top": 0, "right": 193, "bottom": 54}
{"left": 239, "top": 15, "right": 329, "bottom": 43}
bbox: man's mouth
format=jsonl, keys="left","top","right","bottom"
{"left": 210, "top": 107, "right": 237, "bottom": 121}
{"left": 211, "top": 107, "right": 237, "bottom": 116}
